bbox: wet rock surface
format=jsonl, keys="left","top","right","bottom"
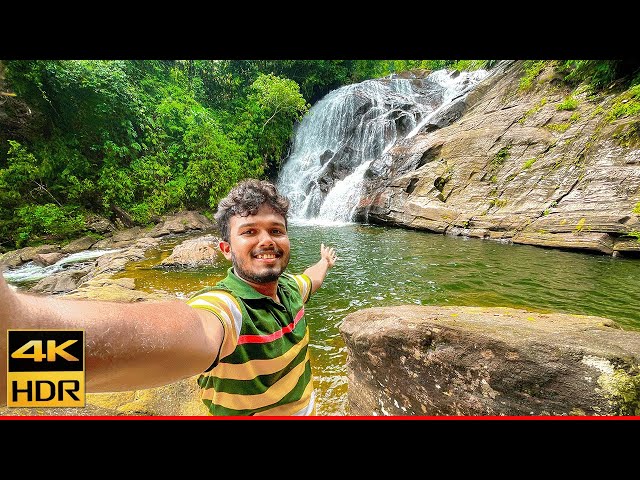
{"left": 340, "top": 305, "right": 640, "bottom": 416}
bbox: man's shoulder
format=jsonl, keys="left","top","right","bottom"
{"left": 189, "top": 283, "right": 233, "bottom": 299}
{"left": 187, "top": 275, "right": 241, "bottom": 307}
{"left": 186, "top": 285, "right": 243, "bottom": 319}
{"left": 280, "top": 272, "right": 312, "bottom": 302}
{"left": 280, "top": 272, "right": 306, "bottom": 287}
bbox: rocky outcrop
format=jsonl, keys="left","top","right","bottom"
{"left": 1, "top": 211, "right": 218, "bottom": 295}
{"left": 32, "top": 252, "right": 66, "bottom": 266}
{"left": 339, "top": 305, "right": 640, "bottom": 416}
{"left": 30, "top": 267, "right": 93, "bottom": 294}
{"left": 0, "top": 244, "right": 60, "bottom": 268}
{"left": 159, "top": 234, "right": 222, "bottom": 268}
{"left": 0, "top": 211, "right": 215, "bottom": 271}
{"left": 147, "top": 210, "right": 214, "bottom": 238}
{"left": 64, "top": 275, "right": 159, "bottom": 302}
{"left": 61, "top": 235, "right": 100, "bottom": 254}
{"left": 357, "top": 61, "right": 640, "bottom": 257}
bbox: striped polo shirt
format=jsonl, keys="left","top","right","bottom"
{"left": 186, "top": 267, "right": 315, "bottom": 416}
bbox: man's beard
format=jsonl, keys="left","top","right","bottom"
{"left": 231, "top": 249, "right": 290, "bottom": 284}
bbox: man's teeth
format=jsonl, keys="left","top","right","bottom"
{"left": 256, "top": 254, "right": 277, "bottom": 259}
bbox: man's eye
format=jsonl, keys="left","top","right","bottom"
{"left": 241, "top": 229, "right": 254, "bottom": 235}
{"left": 272, "top": 229, "right": 285, "bottom": 235}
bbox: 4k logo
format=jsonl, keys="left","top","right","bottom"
{"left": 7, "top": 330, "right": 85, "bottom": 407}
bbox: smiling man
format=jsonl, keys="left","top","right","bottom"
{"left": 0, "top": 179, "right": 337, "bottom": 416}
{"left": 187, "top": 179, "right": 337, "bottom": 415}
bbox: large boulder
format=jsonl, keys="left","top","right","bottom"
{"left": 30, "top": 267, "right": 93, "bottom": 294}
{"left": 148, "top": 211, "right": 215, "bottom": 238}
{"left": 159, "top": 234, "right": 221, "bottom": 268}
{"left": 340, "top": 305, "right": 640, "bottom": 416}
{"left": 0, "top": 244, "right": 60, "bottom": 268}
{"left": 62, "top": 235, "right": 99, "bottom": 254}
{"left": 32, "top": 252, "right": 66, "bottom": 266}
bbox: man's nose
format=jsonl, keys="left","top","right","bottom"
{"left": 257, "top": 231, "right": 275, "bottom": 247}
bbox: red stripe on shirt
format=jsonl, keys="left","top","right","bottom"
{"left": 237, "top": 307, "right": 305, "bottom": 345}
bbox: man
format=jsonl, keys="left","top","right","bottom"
{"left": 0, "top": 179, "right": 337, "bottom": 416}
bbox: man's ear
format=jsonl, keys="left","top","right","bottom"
{"left": 219, "top": 240, "right": 232, "bottom": 260}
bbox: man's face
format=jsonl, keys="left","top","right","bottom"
{"left": 219, "top": 203, "right": 291, "bottom": 285}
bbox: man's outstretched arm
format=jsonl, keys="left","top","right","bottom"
{"left": 0, "top": 272, "right": 222, "bottom": 407}
{"left": 304, "top": 243, "right": 337, "bottom": 295}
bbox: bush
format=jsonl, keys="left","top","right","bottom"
{"left": 15, "top": 203, "right": 86, "bottom": 247}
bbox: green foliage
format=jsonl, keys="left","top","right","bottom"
{"left": 2, "top": 60, "right": 323, "bottom": 248}
{"left": 607, "top": 84, "right": 640, "bottom": 121}
{"left": 451, "top": 60, "right": 495, "bottom": 71}
{"left": 15, "top": 203, "right": 86, "bottom": 247}
{"left": 612, "top": 122, "right": 640, "bottom": 147}
{"left": 557, "top": 96, "right": 578, "bottom": 111}
{"left": 546, "top": 123, "right": 571, "bottom": 133}
{"left": 6, "top": 61, "right": 146, "bottom": 153}
{"left": 556, "top": 60, "right": 640, "bottom": 91}
{"left": 633, "top": 202, "right": 640, "bottom": 215}
{"left": 519, "top": 61, "right": 547, "bottom": 91}
{"left": 183, "top": 120, "right": 249, "bottom": 209}
{"left": 597, "top": 366, "right": 640, "bottom": 416}
{"left": 241, "top": 73, "right": 309, "bottom": 175}
{"left": 0, "top": 141, "right": 66, "bottom": 248}
{"left": 386, "top": 60, "right": 450, "bottom": 74}
{"left": 523, "top": 158, "right": 537, "bottom": 169}
{"left": 489, "top": 198, "right": 507, "bottom": 208}
{"left": 542, "top": 200, "right": 558, "bottom": 216}
{"left": 492, "top": 145, "right": 511, "bottom": 171}
{"left": 192, "top": 60, "right": 391, "bottom": 106}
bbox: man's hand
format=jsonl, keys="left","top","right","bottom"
{"left": 320, "top": 243, "right": 338, "bottom": 269}
{"left": 304, "top": 244, "right": 337, "bottom": 295}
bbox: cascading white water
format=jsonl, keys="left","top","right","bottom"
{"left": 277, "top": 69, "right": 489, "bottom": 224}
{"left": 406, "top": 69, "right": 489, "bottom": 138}
{"left": 2, "top": 249, "right": 121, "bottom": 284}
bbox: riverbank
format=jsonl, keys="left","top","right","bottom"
{"left": 0, "top": 211, "right": 216, "bottom": 295}
{"left": 0, "top": 210, "right": 220, "bottom": 417}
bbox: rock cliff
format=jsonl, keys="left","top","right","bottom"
{"left": 357, "top": 61, "right": 640, "bottom": 257}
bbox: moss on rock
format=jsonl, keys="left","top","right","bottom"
{"left": 597, "top": 366, "right": 640, "bottom": 416}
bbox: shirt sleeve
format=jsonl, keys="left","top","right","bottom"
{"left": 290, "top": 273, "right": 313, "bottom": 304}
{"left": 186, "top": 290, "right": 243, "bottom": 369}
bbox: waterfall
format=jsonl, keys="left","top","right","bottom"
{"left": 277, "top": 68, "right": 489, "bottom": 224}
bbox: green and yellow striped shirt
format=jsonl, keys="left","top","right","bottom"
{"left": 186, "top": 268, "right": 315, "bottom": 416}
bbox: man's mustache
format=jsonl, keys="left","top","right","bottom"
{"left": 252, "top": 247, "right": 284, "bottom": 256}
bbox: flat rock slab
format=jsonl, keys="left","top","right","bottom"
{"left": 339, "top": 305, "right": 640, "bottom": 416}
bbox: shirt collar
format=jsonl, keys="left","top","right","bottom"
{"left": 221, "top": 267, "right": 280, "bottom": 301}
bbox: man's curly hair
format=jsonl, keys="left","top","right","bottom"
{"left": 214, "top": 179, "right": 290, "bottom": 242}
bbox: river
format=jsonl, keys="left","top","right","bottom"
{"left": 106, "top": 222, "right": 640, "bottom": 416}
